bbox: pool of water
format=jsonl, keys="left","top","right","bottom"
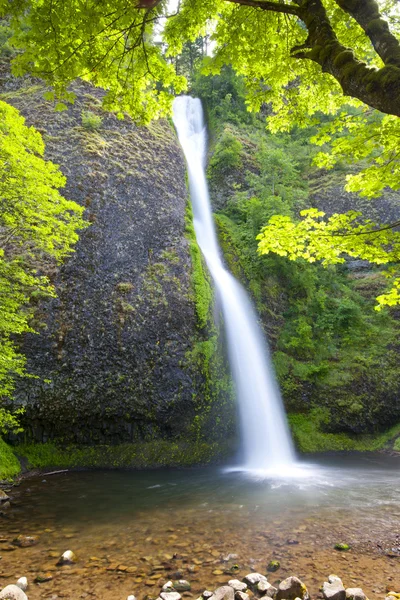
{"left": 1, "top": 454, "right": 400, "bottom": 600}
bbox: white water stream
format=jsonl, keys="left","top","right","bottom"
{"left": 173, "top": 96, "right": 296, "bottom": 473}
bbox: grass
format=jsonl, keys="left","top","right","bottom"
{"left": 0, "top": 437, "right": 21, "bottom": 481}
{"left": 289, "top": 408, "right": 400, "bottom": 453}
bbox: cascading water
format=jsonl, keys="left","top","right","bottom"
{"left": 173, "top": 96, "right": 296, "bottom": 472}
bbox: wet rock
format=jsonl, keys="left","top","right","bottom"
{"left": 236, "top": 593, "right": 250, "bottom": 600}
{"left": 161, "top": 593, "right": 182, "bottom": 600}
{"left": 258, "top": 581, "right": 277, "bottom": 598}
{"left": 0, "top": 491, "right": 10, "bottom": 503}
{"left": 0, "top": 585, "right": 27, "bottom": 600}
{"left": 57, "top": 550, "right": 77, "bottom": 565}
{"left": 210, "top": 587, "right": 235, "bottom": 600}
{"left": 34, "top": 573, "right": 53, "bottom": 583}
{"left": 334, "top": 544, "right": 350, "bottom": 552}
{"left": 323, "top": 578, "right": 346, "bottom": 600}
{"left": 15, "top": 579, "right": 27, "bottom": 592}
{"left": 174, "top": 581, "right": 191, "bottom": 592}
{"left": 163, "top": 583, "right": 175, "bottom": 592}
{"left": 276, "top": 577, "right": 310, "bottom": 600}
{"left": 345, "top": 589, "right": 367, "bottom": 600}
{"left": 267, "top": 562, "right": 280, "bottom": 573}
{"left": 13, "top": 535, "right": 39, "bottom": 548}
{"left": 244, "top": 574, "right": 268, "bottom": 588}
{"left": 228, "top": 581, "right": 247, "bottom": 593}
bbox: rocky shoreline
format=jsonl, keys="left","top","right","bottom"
{"left": 1, "top": 570, "right": 398, "bottom": 600}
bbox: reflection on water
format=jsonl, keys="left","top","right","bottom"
{"left": 1, "top": 454, "right": 400, "bottom": 600}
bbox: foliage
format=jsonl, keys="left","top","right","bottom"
{"left": 0, "top": 99, "right": 88, "bottom": 423}
{"left": 257, "top": 208, "right": 400, "bottom": 309}
{"left": 0, "top": 436, "right": 21, "bottom": 480}
{"left": 81, "top": 110, "right": 103, "bottom": 131}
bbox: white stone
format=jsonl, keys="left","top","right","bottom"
{"left": 228, "top": 581, "right": 247, "bottom": 593}
{"left": 160, "top": 593, "right": 182, "bottom": 600}
{"left": 15, "top": 580, "right": 27, "bottom": 593}
{"left": 163, "top": 582, "right": 175, "bottom": 592}
{"left": 57, "top": 550, "right": 77, "bottom": 565}
{"left": 127, "top": 596, "right": 136, "bottom": 600}
{"left": 345, "top": 588, "right": 367, "bottom": 600}
{"left": 244, "top": 574, "right": 268, "bottom": 587}
{"left": 0, "top": 585, "right": 28, "bottom": 600}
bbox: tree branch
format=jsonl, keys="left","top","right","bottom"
{"left": 224, "top": 0, "right": 300, "bottom": 16}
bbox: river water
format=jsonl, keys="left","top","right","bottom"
{"left": 1, "top": 455, "right": 400, "bottom": 599}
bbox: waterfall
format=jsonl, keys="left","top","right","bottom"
{"left": 173, "top": 96, "right": 295, "bottom": 472}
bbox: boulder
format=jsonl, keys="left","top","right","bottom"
{"left": 345, "top": 589, "right": 367, "bottom": 600}
{"left": 228, "top": 581, "right": 247, "bottom": 593}
{"left": 323, "top": 579, "right": 346, "bottom": 600}
{"left": 276, "top": 577, "right": 310, "bottom": 600}
{"left": 0, "top": 585, "right": 28, "bottom": 600}
{"left": 210, "top": 587, "right": 235, "bottom": 600}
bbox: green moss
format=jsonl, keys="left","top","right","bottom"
{"left": 185, "top": 203, "right": 213, "bottom": 329}
{"left": 0, "top": 437, "right": 21, "bottom": 481}
{"left": 289, "top": 408, "right": 400, "bottom": 452}
{"left": 15, "top": 439, "right": 232, "bottom": 469}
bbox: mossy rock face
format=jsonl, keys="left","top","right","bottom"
{"left": 3, "top": 77, "right": 234, "bottom": 449}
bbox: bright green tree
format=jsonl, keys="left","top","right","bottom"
{"left": 2, "top": 0, "right": 400, "bottom": 304}
{"left": 0, "top": 99, "right": 87, "bottom": 430}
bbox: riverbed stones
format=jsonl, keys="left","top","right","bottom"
{"left": 244, "top": 573, "right": 268, "bottom": 588}
{"left": 228, "top": 580, "right": 247, "bottom": 593}
{"left": 57, "top": 550, "right": 77, "bottom": 565}
{"left": 0, "top": 585, "right": 28, "bottom": 600}
{"left": 323, "top": 578, "right": 346, "bottom": 600}
{"left": 174, "top": 581, "right": 191, "bottom": 592}
{"left": 15, "top": 579, "right": 27, "bottom": 592}
{"left": 258, "top": 581, "right": 277, "bottom": 598}
{"left": 345, "top": 589, "right": 367, "bottom": 600}
{"left": 276, "top": 577, "right": 310, "bottom": 600}
{"left": 209, "top": 586, "right": 235, "bottom": 600}
{"left": 13, "top": 535, "right": 39, "bottom": 548}
{"left": 161, "top": 592, "right": 182, "bottom": 600}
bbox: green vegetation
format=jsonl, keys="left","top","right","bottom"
{"left": 0, "top": 437, "right": 21, "bottom": 480}
{"left": 81, "top": 110, "right": 103, "bottom": 131}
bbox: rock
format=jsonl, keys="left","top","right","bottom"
{"left": 174, "top": 581, "right": 191, "bottom": 592}
{"left": 127, "top": 596, "right": 137, "bottom": 600}
{"left": 0, "top": 491, "right": 10, "bottom": 503}
{"left": 161, "top": 593, "right": 182, "bottom": 600}
{"left": 329, "top": 577, "right": 343, "bottom": 585}
{"left": 15, "top": 579, "right": 27, "bottom": 592}
{"left": 267, "top": 561, "right": 280, "bottom": 573}
{"left": 244, "top": 574, "right": 268, "bottom": 588}
{"left": 258, "top": 581, "right": 277, "bottom": 598}
{"left": 334, "top": 544, "right": 350, "bottom": 552}
{"left": 236, "top": 594, "right": 250, "bottom": 600}
{"left": 210, "top": 587, "right": 235, "bottom": 600}
{"left": 203, "top": 593, "right": 213, "bottom": 599}
{"left": 345, "top": 589, "right": 367, "bottom": 600}
{"left": 228, "top": 581, "right": 247, "bottom": 593}
{"left": 57, "top": 550, "right": 77, "bottom": 565}
{"left": 323, "top": 579, "right": 346, "bottom": 600}
{"left": 0, "top": 585, "right": 28, "bottom": 600}
{"left": 34, "top": 573, "right": 53, "bottom": 583}
{"left": 13, "top": 535, "right": 39, "bottom": 548}
{"left": 163, "top": 582, "right": 175, "bottom": 592}
{"left": 276, "top": 577, "right": 310, "bottom": 600}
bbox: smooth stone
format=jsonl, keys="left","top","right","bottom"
{"left": 203, "top": 593, "right": 213, "bottom": 599}
{"left": 323, "top": 580, "right": 346, "bottom": 600}
{"left": 15, "top": 579, "right": 27, "bottom": 592}
{"left": 276, "top": 577, "right": 310, "bottom": 600}
{"left": 161, "top": 593, "right": 182, "bottom": 600}
{"left": 345, "top": 589, "right": 367, "bottom": 600}
{"left": 244, "top": 574, "right": 268, "bottom": 587}
{"left": 127, "top": 596, "right": 137, "bottom": 600}
{"left": 0, "top": 585, "right": 28, "bottom": 600}
{"left": 57, "top": 550, "right": 77, "bottom": 565}
{"left": 210, "top": 587, "right": 235, "bottom": 600}
{"left": 174, "top": 581, "right": 191, "bottom": 592}
{"left": 236, "top": 594, "right": 250, "bottom": 600}
{"left": 228, "top": 581, "right": 247, "bottom": 593}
